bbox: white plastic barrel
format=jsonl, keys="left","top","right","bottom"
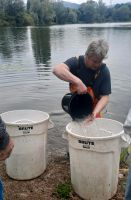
{"left": 66, "top": 118, "right": 124, "bottom": 200}
{"left": 1, "top": 110, "right": 50, "bottom": 180}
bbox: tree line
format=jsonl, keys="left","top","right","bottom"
{"left": 0, "top": 0, "right": 131, "bottom": 26}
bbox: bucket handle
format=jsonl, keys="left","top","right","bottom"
{"left": 48, "top": 119, "right": 54, "bottom": 130}
{"left": 121, "top": 133, "right": 131, "bottom": 148}
{"left": 62, "top": 131, "right": 68, "bottom": 140}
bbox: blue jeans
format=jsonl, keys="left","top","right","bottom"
{"left": 125, "top": 163, "right": 131, "bottom": 200}
{"left": 0, "top": 178, "right": 4, "bottom": 200}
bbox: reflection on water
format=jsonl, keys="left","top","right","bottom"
{"left": 0, "top": 28, "right": 28, "bottom": 59}
{"left": 31, "top": 27, "right": 51, "bottom": 66}
{"left": 0, "top": 23, "right": 131, "bottom": 122}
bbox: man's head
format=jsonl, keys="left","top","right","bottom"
{"left": 85, "top": 39, "right": 109, "bottom": 70}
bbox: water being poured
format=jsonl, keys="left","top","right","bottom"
{"left": 81, "top": 120, "right": 100, "bottom": 137}
{"left": 71, "top": 119, "right": 113, "bottom": 138}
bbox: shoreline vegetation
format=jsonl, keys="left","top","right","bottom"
{"left": 0, "top": 0, "right": 131, "bottom": 27}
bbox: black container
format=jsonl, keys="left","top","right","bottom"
{"left": 61, "top": 93, "right": 93, "bottom": 120}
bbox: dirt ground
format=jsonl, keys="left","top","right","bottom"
{"left": 0, "top": 155, "right": 128, "bottom": 200}
{"left": 0, "top": 112, "right": 128, "bottom": 200}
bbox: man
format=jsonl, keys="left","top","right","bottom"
{"left": 53, "top": 39, "right": 111, "bottom": 121}
{"left": 0, "top": 117, "right": 14, "bottom": 200}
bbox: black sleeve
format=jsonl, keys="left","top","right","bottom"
{"left": 99, "top": 66, "right": 111, "bottom": 96}
{"left": 0, "top": 117, "right": 9, "bottom": 150}
{"left": 64, "top": 57, "right": 78, "bottom": 75}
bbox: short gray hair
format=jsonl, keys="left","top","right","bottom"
{"left": 85, "top": 39, "right": 109, "bottom": 60}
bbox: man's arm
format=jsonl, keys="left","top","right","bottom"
{"left": 84, "top": 95, "right": 109, "bottom": 123}
{"left": 53, "top": 63, "right": 87, "bottom": 94}
{"left": 92, "top": 95, "right": 109, "bottom": 118}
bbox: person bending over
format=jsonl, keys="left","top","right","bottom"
{"left": 53, "top": 39, "right": 111, "bottom": 121}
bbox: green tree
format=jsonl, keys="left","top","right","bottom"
{"left": 22, "top": 13, "right": 34, "bottom": 25}
{"left": 5, "top": 0, "right": 24, "bottom": 17}
{"left": 0, "top": 0, "right": 131, "bottom": 26}
{"left": 112, "top": 5, "right": 131, "bottom": 21}
{"left": 27, "top": 0, "right": 54, "bottom": 25}
{"left": 41, "top": 0, "right": 55, "bottom": 24}
{"left": 53, "top": 1, "right": 66, "bottom": 24}
{"left": 66, "top": 8, "right": 78, "bottom": 23}
{"left": 79, "top": 0, "right": 97, "bottom": 23}
{"left": 105, "top": 7, "right": 113, "bottom": 22}
{"left": 27, "top": 0, "right": 41, "bottom": 24}
{"left": 96, "top": 0, "right": 106, "bottom": 22}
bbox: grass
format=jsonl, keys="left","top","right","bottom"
{"left": 53, "top": 181, "right": 72, "bottom": 199}
{"left": 120, "top": 148, "right": 129, "bottom": 165}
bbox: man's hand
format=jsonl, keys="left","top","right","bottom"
{"left": 83, "top": 113, "right": 95, "bottom": 124}
{"left": 0, "top": 138, "right": 14, "bottom": 161}
{"left": 76, "top": 79, "right": 87, "bottom": 94}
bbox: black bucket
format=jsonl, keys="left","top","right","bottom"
{"left": 61, "top": 93, "right": 93, "bottom": 120}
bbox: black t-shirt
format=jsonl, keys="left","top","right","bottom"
{"left": 64, "top": 55, "right": 111, "bottom": 99}
{"left": 0, "top": 117, "right": 9, "bottom": 150}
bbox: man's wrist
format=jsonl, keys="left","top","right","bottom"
{"left": 74, "top": 77, "right": 82, "bottom": 86}
{"left": 92, "top": 112, "right": 96, "bottom": 119}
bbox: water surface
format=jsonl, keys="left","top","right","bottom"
{"left": 0, "top": 23, "right": 131, "bottom": 123}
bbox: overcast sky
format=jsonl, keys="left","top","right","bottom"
{"left": 23, "top": 0, "right": 130, "bottom": 5}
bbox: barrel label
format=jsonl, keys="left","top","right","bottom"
{"left": 18, "top": 126, "right": 33, "bottom": 134}
{"left": 78, "top": 139, "right": 95, "bottom": 149}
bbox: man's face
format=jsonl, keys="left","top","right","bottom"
{"left": 85, "top": 56, "right": 102, "bottom": 70}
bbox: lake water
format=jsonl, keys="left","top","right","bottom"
{"left": 0, "top": 22, "right": 131, "bottom": 123}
